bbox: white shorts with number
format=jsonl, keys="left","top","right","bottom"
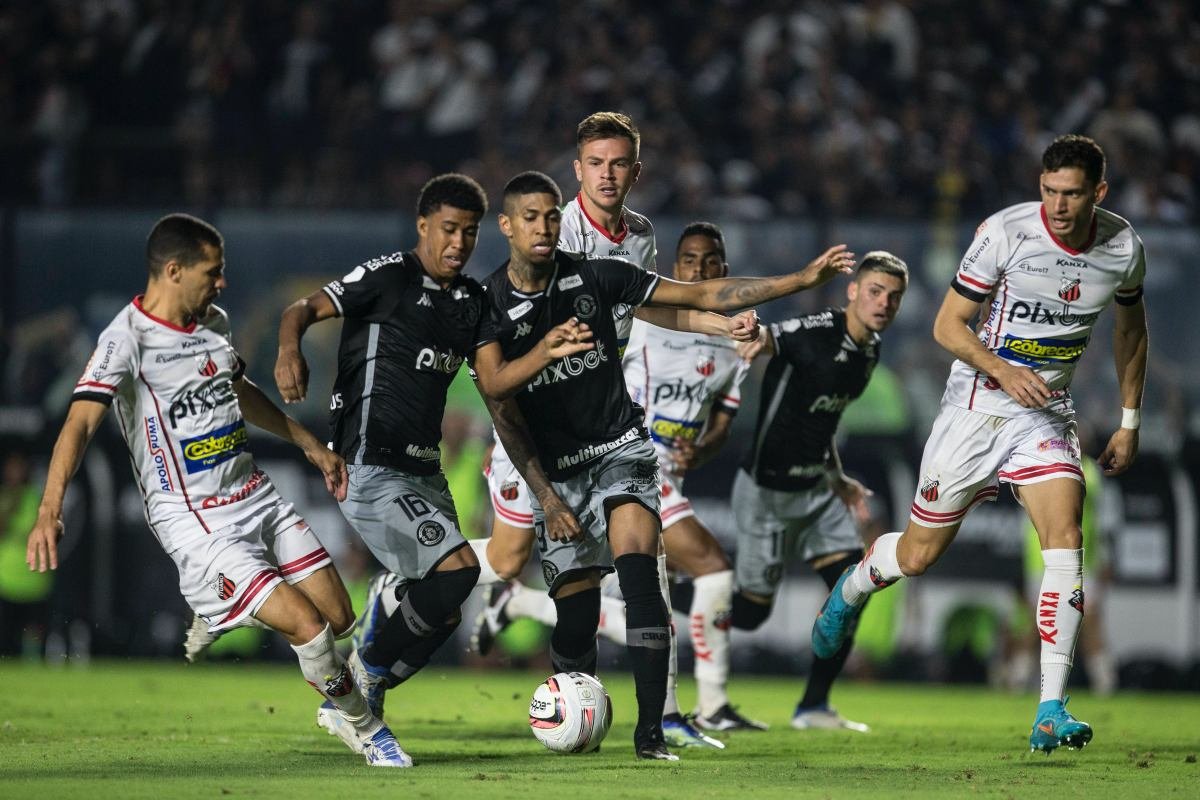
{"left": 911, "top": 401, "right": 1083, "bottom": 529}
{"left": 658, "top": 469, "right": 695, "bottom": 529}
{"left": 171, "top": 489, "right": 331, "bottom": 634}
{"left": 485, "top": 446, "right": 535, "bottom": 530}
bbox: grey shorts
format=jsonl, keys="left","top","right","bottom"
{"left": 339, "top": 465, "right": 467, "bottom": 580}
{"left": 732, "top": 469, "right": 862, "bottom": 597}
{"left": 529, "top": 437, "right": 660, "bottom": 594}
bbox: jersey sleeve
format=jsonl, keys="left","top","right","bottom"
{"left": 207, "top": 306, "right": 247, "bottom": 380}
{"left": 768, "top": 318, "right": 813, "bottom": 369}
{"left": 1114, "top": 234, "right": 1146, "bottom": 306}
{"left": 73, "top": 328, "right": 136, "bottom": 406}
{"left": 322, "top": 258, "right": 398, "bottom": 319}
{"left": 474, "top": 290, "right": 499, "bottom": 349}
{"left": 952, "top": 213, "right": 1008, "bottom": 302}
{"left": 592, "top": 258, "right": 660, "bottom": 308}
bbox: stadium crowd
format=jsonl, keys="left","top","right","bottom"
{"left": 2, "top": 0, "right": 1198, "bottom": 222}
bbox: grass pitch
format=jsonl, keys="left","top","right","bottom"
{"left": 1, "top": 660, "right": 1197, "bottom": 799}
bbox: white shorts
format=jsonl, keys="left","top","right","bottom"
{"left": 170, "top": 491, "right": 331, "bottom": 633}
{"left": 485, "top": 446, "right": 534, "bottom": 530}
{"left": 659, "top": 470, "right": 695, "bottom": 529}
{"left": 911, "top": 402, "right": 1083, "bottom": 529}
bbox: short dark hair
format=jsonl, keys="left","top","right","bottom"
{"left": 857, "top": 250, "right": 909, "bottom": 288}
{"left": 502, "top": 171, "right": 562, "bottom": 212}
{"left": 146, "top": 213, "right": 223, "bottom": 277}
{"left": 1042, "top": 134, "right": 1106, "bottom": 185}
{"left": 676, "top": 221, "right": 726, "bottom": 259}
{"left": 577, "top": 111, "right": 640, "bottom": 159}
{"left": 416, "top": 173, "right": 488, "bottom": 218}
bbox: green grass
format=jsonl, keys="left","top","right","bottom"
{"left": 1, "top": 661, "right": 1197, "bottom": 798}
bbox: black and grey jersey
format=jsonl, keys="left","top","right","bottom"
{"left": 741, "top": 308, "right": 880, "bottom": 491}
{"left": 322, "top": 250, "right": 485, "bottom": 475}
{"left": 478, "top": 250, "right": 660, "bottom": 481}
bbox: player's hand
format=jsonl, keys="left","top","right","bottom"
{"left": 737, "top": 336, "right": 767, "bottom": 361}
{"left": 26, "top": 513, "right": 65, "bottom": 572}
{"left": 540, "top": 317, "right": 594, "bottom": 360}
{"left": 669, "top": 437, "right": 699, "bottom": 475}
{"left": 1098, "top": 427, "right": 1139, "bottom": 476}
{"left": 830, "top": 473, "right": 874, "bottom": 525}
{"left": 305, "top": 445, "right": 348, "bottom": 502}
{"left": 797, "top": 244, "right": 856, "bottom": 289}
{"left": 274, "top": 348, "right": 310, "bottom": 404}
{"left": 993, "top": 363, "right": 1053, "bottom": 408}
{"left": 540, "top": 492, "right": 583, "bottom": 542}
{"left": 727, "top": 310, "right": 760, "bottom": 342}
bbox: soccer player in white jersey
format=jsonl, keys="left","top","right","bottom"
{"left": 811, "top": 135, "right": 1148, "bottom": 754}
{"left": 25, "top": 214, "right": 411, "bottom": 767}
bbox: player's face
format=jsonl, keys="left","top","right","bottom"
{"left": 1040, "top": 167, "right": 1107, "bottom": 246}
{"left": 176, "top": 243, "right": 226, "bottom": 318}
{"left": 416, "top": 204, "right": 482, "bottom": 284}
{"left": 500, "top": 193, "right": 562, "bottom": 266}
{"left": 846, "top": 270, "right": 905, "bottom": 333}
{"left": 672, "top": 234, "right": 727, "bottom": 282}
{"left": 574, "top": 137, "right": 641, "bottom": 216}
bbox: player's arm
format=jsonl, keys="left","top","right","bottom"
{"left": 825, "top": 434, "right": 872, "bottom": 523}
{"left": 480, "top": 391, "right": 582, "bottom": 541}
{"left": 472, "top": 323, "right": 594, "bottom": 401}
{"left": 1097, "top": 298, "right": 1148, "bottom": 476}
{"left": 932, "top": 288, "right": 1052, "bottom": 409}
{"left": 233, "top": 375, "right": 347, "bottom": 501}
{"left": 634, "top": 307, "right": 761, "bottom": 342}
{"left": 736, "top": 326, "right": 777, "bottom": 361}
{"left": 27, "top": 399, "right": 109, "bottom": 572}
{"left": 669, "top": 407, "right": 736, "bottom": 474}
{"left": 644, "top": 245, "right": 855, "bottom": 311}
{"left": 275, "top": 289, "right": 339, "bottom": 404}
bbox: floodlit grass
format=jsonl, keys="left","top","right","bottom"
{"left": 1, "top": 661, "right": 1197, "bottom": 798}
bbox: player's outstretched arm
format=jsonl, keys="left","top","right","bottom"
{"left": 276, "top": 290, "right": 338, "bottom": 404}
{"left": 480, "top": 391, "right": 582, "bottom": 541}
{"left": 932, "top": 288, "right": 1052, "bottom": 409}
{"left": 1099, "top": 299, "right": 1148, "bottom": 476}
{"left": 27, "top": 399, "right": 109, "bottom": 572}
{"left": 233, "top": 376, "right": 347, "bottom": 500}
{"left": 634, "top": 307, "right": 761, "bottom": 341}
{"left": 472, "top": 321, "right": 594, "bottom": 401}
{"left": 645, "top": 245, "right": 855, "bottom": 312}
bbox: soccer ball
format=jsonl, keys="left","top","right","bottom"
{"left": 528, "top": 672, "right": 613, "bottom": 753}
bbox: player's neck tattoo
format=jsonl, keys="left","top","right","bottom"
{"left": 508, "top": 256, "right": 552, "bottom": 293}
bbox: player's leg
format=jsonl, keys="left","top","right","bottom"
{"left": 548, "top": 571, "right": 604, "bottom": 675}
{"left": 472, "top": 452, "right": 537, "bottom": 583}
{"left": 1019, "top": 476, "right": 1093, "bottom": 752}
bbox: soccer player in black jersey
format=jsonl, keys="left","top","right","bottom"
{"left": 472, "top": 170, "right": 857, "bottom": 760}
{"left": 273, "top": 173, "right": 591, "bottom": 762}
{"left": 730, "top": 251, "right": 908, "bottom": 732}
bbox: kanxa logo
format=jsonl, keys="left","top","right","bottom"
{"left": 1038, "top": 591, "right": 1059, "bottom": 644}
{"left": 1058, "top": 277, "right": 1081, "bottom": 303}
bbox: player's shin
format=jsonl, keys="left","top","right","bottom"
{"left": 659, "top": 551, "right": 681, "bottom": 717}
{"left": 691, "top": 570, "right": 733, "bottom": 717}
{"left": 293, "top": 623, "right": 376, "bottom": 731}
{"left": 550, "top": 587, "right": 601, "bottom": 675}
{"left": 362, "top": 566, "right": 479, "bottom": 670}
{"left": 845, "top": 532, "right": 904, "bottom": 605}
{"left": 616, "top": 553, "right": 671, "bottom": 741}
{"left": 1037, "top": 549, "right": 1084, "bottom": 703}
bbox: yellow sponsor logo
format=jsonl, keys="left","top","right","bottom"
{"left": 1003, "top": 337, "right": 1086, "bottom": 361}
{"left": 650, "top": 418, "right": 701, "bottom": 441}
{"left": 184, "top": 426, "right": 248, "bottom": 461}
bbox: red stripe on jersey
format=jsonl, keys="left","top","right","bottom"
{"left": 133, "top": 294, "right": 198, "bottom": 333}
{"left": 1040, "top": 206, "right": 1097, "bottom": 255}
{"left": 576, "top": 192, "right": 629, "bottom": 244}
{"left": 911, "top": 486, "right": 998, "bottom": 523}
{"left": 661, "top": 501, "right": 693, "bottom": 524}
{"left": 278, "top": 547, "right": 330, "bottom": 576}
{"left": 219, "top": 569, "right": 280, "bottom": 625}
{"left": 76, "top": 380, "right": 117, "bottom": 391}
{"left": 992, "top": 275, "right": 1009, "bottom": 348}
{"left": 998, "top": 463, "right": 1083, "bottom": 481}
{"left": 968, "top": 373, "right": 979, "bottom": 410}
{"left": 957, "top": 273, "right": 992, "bottom": 291}
{"left": 491, "top": 493, "right": 534, "bottom": 525}
{"left": 140, "top": 373, "right": 211, "bottom": 534}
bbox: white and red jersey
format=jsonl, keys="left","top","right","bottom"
{"left": 622, "top": 320, "right": 749, "bottom": 473}
{"left": 945, "top": 202, "right": 1145, "bottom": 417}
{"left": 73, "top": 297, "right": 276, "bottom": 551}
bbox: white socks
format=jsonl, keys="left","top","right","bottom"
{"left": 292, "top": 623, "right": 378, "bottom": 732}
{"left": 845, "top": 531, "right": 904, "bottom": 605}
{"left": 470, "top": 538, "right": 502, "bottom": 585}
{"left": 691, "top": 569, "right": 733, "bottom": 717}
{"left": 1038, "top": 548, "right": 1084, "bottom": 704}
{"left": 658, "top": 552, "right": 680, "bottom": 717}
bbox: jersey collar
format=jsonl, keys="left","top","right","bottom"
{"left": 133, "top": 295, "right": 197, "bottom": 333}
{"left": 576, "top": 192, "right": 629, "bottom": 244}
{"left": 1040, "top": 206, "right": 1097, "bottom": 255}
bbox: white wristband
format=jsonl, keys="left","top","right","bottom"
{"left": 1120, "top": 407, "right": 1141, "bottom": 430}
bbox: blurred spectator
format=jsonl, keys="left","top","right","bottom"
{"left": 0, "top": 449, "right": 52, "bottom": 658}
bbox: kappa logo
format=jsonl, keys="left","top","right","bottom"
{"left": 196, "top": 353, "right": 217, "bottom": 377}
{"left": 514, "top": 321, "right": 533, "bottom": 338}
{"left": 920, "top": 477, "right": 939, "bottom": 502}
{"left": 834, "top": 348, "right": 849, "bottom": 363}
{"left": 217, "top": 573, "right": 236, "bottom": 600}
{"left": 417, "top": 293, "right": 434, "bottom": 308}
{"left": 1058, "top": 277, "right": 1081, "bottom": 303}
{"left": 695, "top": 354, "right": 715, "bottom": 376}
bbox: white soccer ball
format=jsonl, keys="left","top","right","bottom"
{"left": 528, "top": 671, "right": 613, "bottom": 753}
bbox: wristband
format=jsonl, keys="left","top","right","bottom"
{"left": 1120, "top": 407, "right": 1141, "bottom": 430}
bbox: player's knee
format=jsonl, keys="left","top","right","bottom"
{"left": 731, "top": 590, "right": 772, "bottom": 630}
{"left": 327, "top": 603, "right": 356, "bottom": 638}
{"left": 491, "top": 542, "right": 531, "bottom": 580}
{"left": 897, "top": 550, "right": 932, "bottom": 576}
